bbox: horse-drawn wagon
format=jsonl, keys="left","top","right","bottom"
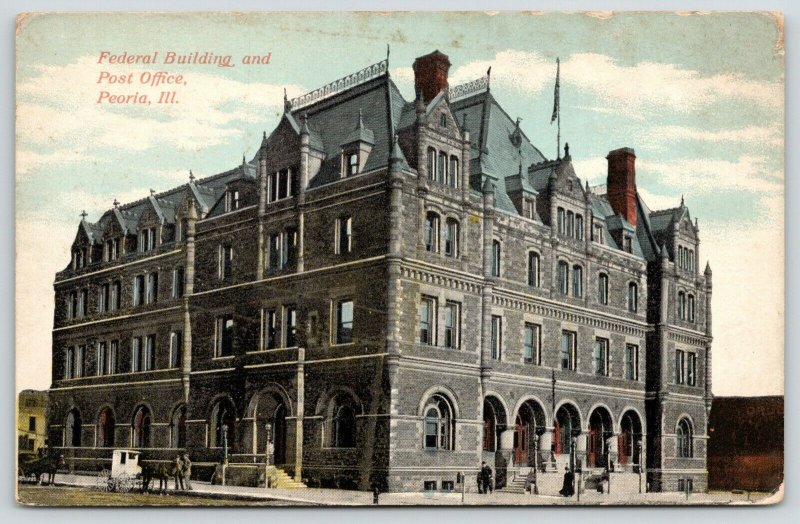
{"left": 96, "top": 449, "right": 142, "bottom": 492}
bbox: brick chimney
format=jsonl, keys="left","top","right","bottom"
{"left": 413, "top": 50, "right": 451, "bottom": 104}
{"left": 606, "top": 147, "right": 638, "bottom": 227}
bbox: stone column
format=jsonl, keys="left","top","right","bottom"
{"left": 256, "top": 153, "right": 267, "bottom": 280}
{"left": 181, "top": 202, "right": 197, "bottom": 403}
{"left": 538, "top": 429, "right": 554, "bottom": 471}
{"left": 297, "top": 117, "right": 310, "bottom": 273}
{"left": 294, "top": 348, "right": 305, "bottom": 482}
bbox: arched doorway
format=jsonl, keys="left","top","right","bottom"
{"left": 210, "top": 398, "right": 236, "bottom": 452}
{"left": 132, "top": 406, "right": 152, "bottom": 448}
{"left": 482, "top": 396, "right": 507, "bottom": 452}
{"left": 66, "top": 409, "right": 82, "bottom": 447}
{"left": 273, "top": 404, "right": 288, "bottom": 465}
{"left": 619, "top": 410, "right": 643, "bottom": 467}
{"left": 171, "top": 405, "right": 187, "bottom": 449}
{"left": 553, "top": 404, "right": 581, "bottom": 462}
{"left": 98, "top": 407, "right": 115, "bottom": 447}
{"left": 587, "top": 407, "right": 614, "bottom": 468}
{"left": 513, "top": 400, "right": 546, "bottom": 466}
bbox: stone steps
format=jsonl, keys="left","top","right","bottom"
{"left": 267, "top": 466, "right": 306, "bottom": 489}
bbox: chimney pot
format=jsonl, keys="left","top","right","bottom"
{"left": 413, "top": 50, "right": 451, "bottom": 104}
{"left": 606, "top": 147, "right": 637, "bottom": 227}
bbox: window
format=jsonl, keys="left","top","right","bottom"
{"left": 575, "top": 214, "right": 584, "bottom": 240}
{"left": 439, "top": 113, "right": 447, "bottom": 127}
{"left": 79, "top": 289, "right": 87, "bottom": 318}
{"left": 572, "top": 265, "right": 583, "bottom": 297}
{"left": 109, "top": 340, "right": 119, "bottom": 374}
{"left": 72, "top": 248, "right": 85, "bottom": 269}
{"left": 172, "top": 267, "right": 184, "bottom": 299}
{"left": 624, "top": 235, "right": 633, "bottom": 253}
{"left": 528, "top": 252, "right": 540, "bottom": 287}
{"left": 335, "top": 216, "right": 352, "bottom": 254}
{"left": 105, "top": 238, "right": 119, "bottom": 262}
{"left": 28, "top": 416, "right": 36, "bottom": 432}
{"left": 215, "top": 315, "right": 234, "bottom": 357}
{"left": 170, "top": 331, "right": 182, "bottom": 368}
{"left": 557, "top": 208, "right": 565, "bottom": 235}
{"left": 437, "top": 151, "right": 447, "bottom": 183}
{"left": 687, "top": 294, "right": 695, "bottom": 323}
{"left": 560, "top": 331, "right": 576, "bottom": 370}
{"left": 443, "top": 302, "right": 460, "bottom": 349}
{"left": 269, "top": 230, "right": 297, "bottom": 270}
{"left": 491, "top": 240, "right": 501, "bottom": 277}
{"left": 678, "top": 291, "right": 686, "bottom": 320}
{"left": 332, "top": 403, "right": 357, "bottom": 448}
{"left": 219, "top": 245, "right": 233, "bottom": 281}
{"left": 133, "top": 275, "right": 145, "bottom": 307}
{"left": 490, "top": 316, "right": 502, "bottom": 360}
{"left": 111, "top": 281, "right": 121, "bottom": 311}
{"left": 593, "top": 223, "right": 604, "bottom": 244}
{"left": 448, "top": 156, "right": 459, "bottom": 188}
{"left": 675, "top": 350, "right": 685, "bottom": 384}
{"left": 594, "top": 338, "right": 609, "bottom": 376}
{"left": 524, "top": 323, "right": 541, "bottom": 365}
{"left": 628, "top": 283, "right": 638, "bottom": 313}
{"left": 284, "top": 306, "right": 297, "bottom": 347}
{"left": 419, "top": 297, "right": 436, "bottom": 345}
{"left": 676, "top": 419, "right": 693, "bottom": 458}
{"left": 424, "top": 481, "right": 437, "bottom": 491}
{"left": 566, "top": 211, "right": 574, "bottom": 237}
{"left": 268, "top": 234, "right": 280, "bottom": 269}
{"left": 444, "top": 219, "right": 459, "bottom": 257}
{"left": 687, "top": 352, "right": 697, "bottom": 386}
{"left": 441, "top": 480, "right": 455, "bottom": 492}
{"left": 267, "top": 169, "right": 293, "bottom": 202}
{"left": 557, "top": 261, "right": 569, "bottom": 295}
{"left": 132, "top": 337, "right": 142, "bottom": 372}
{"left": 336, "top": 299, "right": 354, "bottom": 344}
{"left": 427, "top": 148, "right": 436, "bottom": 181}
{"left": 75, "top": 345, "right": 85, "bottom": 377}
{"left": 347, "top": 152, "right": 359, "bottom": 176}
{"left": 284, "top": 228, "right": 297, "bottom": 266}
{"left": 97, "top": 342, "right": 107, "bottom": 375}
{"left": 99, "top": 283, "right": 110, "bottom": 313}
{"left": 262, "top": 309, "right": 278, "bottom": 349}
{"left": 64, "top": 347, "right": 74, "bottom": 379}
{"left": 139, "top": 228, "right": 156, "bottom": 253}
{"left": 625, "top": 344, "right": 639, "bottom": 380}
{"left": 523, "top": 199, "right": 535, "bottom": 220}
{"left": 146, "top": 272, "right": 158, "bottom": 304}
{"left": 423, "top": 394, "right": 454, "bottom": 450}
{"left": 144, "top": 334, "right": 156, "bottom": 371}
{"left": 424, "top": 212, "right": 440, "bottom": 252}
{"left": 224, "top": 190, "right": 240, "bottom": 212}
{"left": 598, "top": 273, "right": 609, "bottom": 305}
{"left": 68, "top": 291, "right": 77, "bottom": 320}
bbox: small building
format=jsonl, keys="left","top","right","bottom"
{"left": 18, "top": 389, "right": 48, "bottom": 457}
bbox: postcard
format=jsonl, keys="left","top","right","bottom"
{"left": 15, "top": 11, "right": 784, "bottom": 506}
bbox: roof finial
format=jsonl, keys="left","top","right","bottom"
{"left": 150, "top": 188, "right": 156, "bottom": 196}
{"left": 386, "top": 43, "right": 390, "bottom": 63}
{"left": 680, "top": 194, "right": 685, "bottom": 207}
{"left": 486, "top": 66, "right": 492, "bottom": 91}
{"left": 356, "top": 108, "right": 364, "bottom": 130}
{"left": 263, "top": 131, "right": 267, "bottom": 140}
{"left": 113, "top": 198, "right": 119, "bottom": 208}
{"left": 585, "top": 180, "right": 590, "bottom": 193}
{"left": 283, "top": 87, "right": 291, "bottom": 113}
{"left": 189, "top": 170, "right": 195, "bottom": 182}
{"left": 80, "top": 210, "right": 87, "bottom": 221}
{"left": 564, "top": 142, "right": 570, "bottom": 159}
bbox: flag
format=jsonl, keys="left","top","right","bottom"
{"left": 551, "top": 58, "right": 560, "bottom": 124}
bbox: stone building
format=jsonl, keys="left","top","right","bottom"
{"left": 47, "top": 50, "right": 712, "bottom": 493}
{"left": 18, "top": 389, "right": 49, "bottom": 458}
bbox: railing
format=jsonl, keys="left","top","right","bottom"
{"left": 289, "top": 59, "right": 389, "bottom": 111}
{"left": 448, "top": 74, "right": 490, "bottom": 102}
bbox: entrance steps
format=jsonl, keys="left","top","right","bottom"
{"left": 265, "top": 466, "right": 306, "bottom": 489}
{"left": 500, "top": 467, "right": 643, "bottom": 496}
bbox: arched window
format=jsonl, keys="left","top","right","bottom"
{"left": 332, "top": 401, "right": 357, "bottom": 449}
{"left": 66, "top": 409, "right": 82, "bottom": 447}
{"left": 210, "top": 400, "right": 236, "bottom": 450}
{"left": 437, "top": 151, "right": 447, "bottom": 183}
{"left": 598, "top": 273, "right": 609, "bottom": 305}
{"left": 528, "top": 252, "right": 540, "bottom": 287}
{"left": 132, "top": 405, "right": 151, "bottom": 448}
{"left": 427, "top": 148, "right": 436, "bottom": 181}
{"left": 678, "top": 291, "right": 686, "bottom": 320}
{"left": 557, "top": 261, "right": 569, "bottom": 295}
{"left": 98, "top": 407, "right": 115, "bottom": 448}
{"left": 628, "top": 283, "right": 638, "bottom": 312}
{"left": 566, "top": 211, "right": 575, "bottom": 237}
{"left": 491, "top": 240, "right": 501, "bottom": 277}
{"left": 448, "top": 156, "right": 459, "bottom": 188}
{"left": 444, "top": 218, "right": 459, "bottom": 257}
{"left": 676, "top": 419, "right": 693, "bottom": 458}
{"left": 572, "top": 265, "right": 583, "bottom": 297}
{"left": 424, "top": 212, "right": 440, "bottom": 252}
{"left": 172, "top": 405, "right": 187, "bottom": 449}
{"left": 687, "top": 294, "right": 695, "bottom": 322}
{"left": 423, "top": 394, "right": 454, "bottom": 450}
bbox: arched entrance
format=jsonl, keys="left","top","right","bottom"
{"left": 248, "top": 389, "right": 291, "bottom": 464}
{"left": 553, "top": 403, "right": 581, "bottom": 466}
{"left": 66, "top": 409, "right": 82, "bottom": 447}
{"left": 210, "top": 398, "right": 236, "bottom": 452}
{"left": 132, "top": 405, "right": 152, "bottom": 448}
{"left": 482, "top": 396, "right": 507, "bottom": 452}
{"left": 587, "top": 407, "right": 614, "bottom": 468}
{"left": 272, "top": 404, "right": 288, "bottom": 465}
{"left": 619, "top": 410, "right": 643, "bottom": 467}
{"left": 171, "top": 405, "right": 187, "bottom": 449}
{"left": 98, "top": 407, "right": 115, "bottom": 447}
{"left": 513, "top": 400, "right": 546, "bottom": 466}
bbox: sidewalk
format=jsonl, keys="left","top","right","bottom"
{"left": 46, "top": 473, "right": 772, "bottom": 506}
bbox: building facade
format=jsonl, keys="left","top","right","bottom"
{"left": 18, "top": 389, "right": 48, "bottom": 458}
{"left": 48, "top": 50, "right": 712, "bottom": 493}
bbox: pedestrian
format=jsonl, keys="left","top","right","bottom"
{"left": 476, "top": 469, "right": 483, "bottom": 494}
{"left": 558, "top": 466, "right": 574, "bottom": 497}
{"left": 173, "top": 454, "right": 185, "bottom": 490}
{"left": 180, "top": 451, "right": 193, "bottom": 490}
{"left": 480, "top": 462, "right": 493, "bottom": 495}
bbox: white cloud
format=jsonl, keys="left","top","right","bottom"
{"left": 16, "top": 147, "right": 98, "bottom": 175}
{"left": 646, "top": 124, "right": 783, "bottom": 148}
{"left": 638, "top": 155, "right": 783, "bottom": 194}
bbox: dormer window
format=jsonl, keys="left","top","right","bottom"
{"left": 593, "top": 224, "right": 604, "bottom": 244}
{"left": 104, "top": 238, "right": 119, "bottom": 262}
{"left": 346, "top": 151, "right": 359, "bottom": 176}
{"left": 623, "top": 235, "right": 633, "bottom": 254}
{"left": 72, "top": 248, "right": 86, "bottom": 269}
{"left": 439, "top": 113, "right": 447, "bottom": 127}
{"left": 138, "top": 228, "right": 156, "bottom": 253}
{"left": 523, "top": 199, "right": 535, "bottom": 220}
{"left": 224, "top": 190, "right": 240, "bottom": 212}
{"left": 267, "top": 169, "right": 293, "bottom": 203}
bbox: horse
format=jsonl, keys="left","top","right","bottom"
{"left": 140, "top": 461, "right": 173, "bottom": 494}
{"left": 20, "top": 454, "right": 66, "bottom": 485}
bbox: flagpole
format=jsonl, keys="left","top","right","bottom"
{"left": 557, "top": 96, "right": 561, "bottom": 160}
{"left": 551, "top": 57, "right": 561, "bottom": 159}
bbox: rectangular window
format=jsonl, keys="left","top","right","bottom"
{"left": 557, "top": 207, "right": 565, "bottom": 235}
{"left": 219, "top": 245, "right": 233, "bottom": 281}
{"left": 567, "top": 211, "right": 574, "bottom": 237}
{"left": 105, "top": 238, "right": 119, "bottom": 261}
{"left": 557, "top": 262, "right": 569, "bottom": 295}
{"left": 65, "top": 347, "right": 74, "bottom": 379}
{"left": 335, "top": 217, "right": 352, "bottom": 254}
{"left": 628, "top": 283, "right": 638, "bottom": 313}
{"left": 224, "top": 190, "right": 240, "bottom": 212}
{"left": 347, "top": 152, "right": 359, "bottom": 176}
{"left": 216, "top": 315, "right": 234, "bottom": 357}
{"left": 111, "top": 281, "right": 121, "bottom": 311}
{"left": 68, "top": 292, "right": 77, "bottom": 320}
{"left": 560, "top": 331, "right": 576, "bottom": 370}
{"left": 576, "top": 214, "right": 584, "bottom": 240}
{"left": 268, "top": 172, "right": 278, "bottom": 203}
{"left": 624, "top": 235, "right": 633, "bottom": 253}
{"left": 524, "top": 199, "right": 535, "bottom": 220}
{"left": 146, "top": 272, "right": 158, "bottom": 304}
{"left": 443, "top": 302, "right": 460, "bottom": 349}
{"left": 594, "top": 224, "right": 604, "bottom": 244}
{"left": 144, "top": 334, "right": 156, "bottom": 371}
{"left": 437, "top": 151, "right": 447, "bottom": 183}
{"left": 444, "top": 220, "right": 459, "bottom": 257}
{"left": 172, "top": 267, "right": 184, "bottom": 299}
{"left": 139, "top": 228, "right": 155, "bottom": 253}
{"left": 572, "top": 266, "right": 583, "bottom": 297}
{"left": 97, "top": 342, "right": 107, "bottom": 376}
{"left": 284, "top": 306, "right": 297, "bottom": 347}
{"left": 99, "top": 283, "right": 110, "bottom": 313}
{"left": 491, "top": 316, "right": 502, "bottom": 360}
{"left": 75, "top": 346, "right": 85, "bottom": 377}
{"left": 528, "top": 253, "right": 540, "bottom": 287}
{"left": 419, "top": 297, "right": 436, "bottom": 345}
{"left": 524, "top": 323, "right": 540, "bottom": 364}
{"left": 599, "top": 274, "right": 609, "bottom": 305}
{"left": 263, "top": 309, "right": 277, "bottom": 349}
{"left": 109, "top": 340, "right": 119, "bottom": 374}
{"left": 491, "top": 240, "right": 501, "bottom": 277}
{"left": 335, "top": 299, "right": 354, "bottom": 344}
{"left": 675, "top": 350, "right": 685, "bottom": 385}
{"left": 268, "top": 233, "right": 281, "bottom": 269}
{"left": 284, "top": 229, "right": 297, "bottom": 267}
{"left": 594, "top": 338, "right": 609, "bottom": 376}
{"left": 170, "top": 331, "right": 182, "bottom": 368}
{"left": 76, "top": 289, "right": 87, "bottom": 318}
{"left": 424, "top": 214, "right": 439, "bottom": 252}
{"left": 132, "top": 337, "right": 142, "bottom": 372}
{"left": 28, "top": 416, "right": 36, "bottom": 432}
{"left": 448, "top": 156, "right": 459, "bottom": 188}
{"left": 625, "top": 344, "right": 639, "bottom": 380}
{"left": 133, "top": 275, "right": 145, "bottom": 307}
{"left": 687, "top": 353, "right": 697, "bottom": 386}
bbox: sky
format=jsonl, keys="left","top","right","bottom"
{"left": 15, "top": 11, "right": 784, "bottom": 396}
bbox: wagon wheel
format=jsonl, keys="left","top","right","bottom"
{"left": 117, "top": 473, "right": 133, "bottom": 493}
{"left": 96, "top": 469, "right": 110, "bottom": 491}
